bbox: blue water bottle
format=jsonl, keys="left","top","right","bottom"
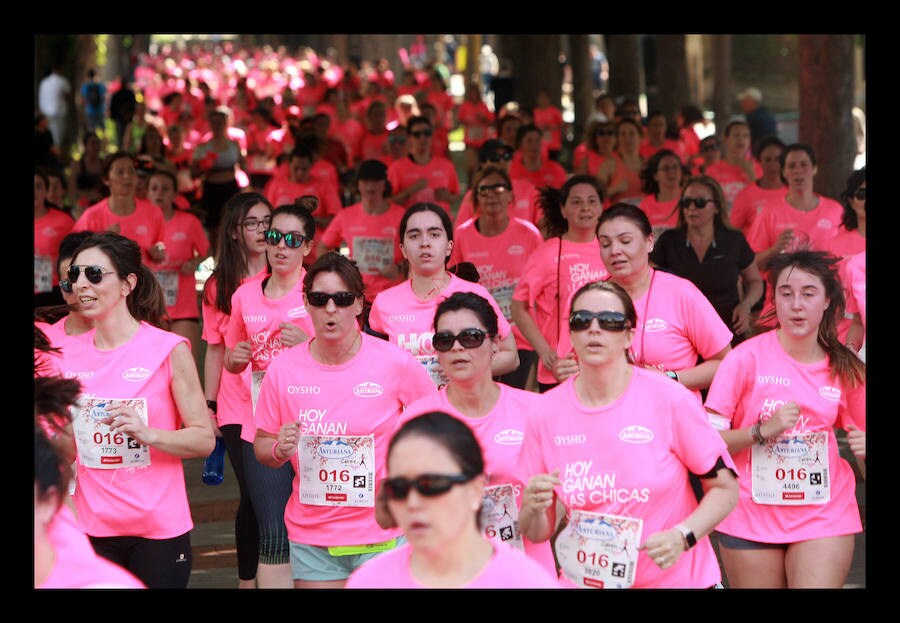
{"left": 202, "top": 437, "right": 226, "bottom": 486}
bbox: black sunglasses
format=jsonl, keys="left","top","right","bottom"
{"left": 59, "top": 279, "right": 73, "bottom": 294}
{"left": 264, "top": 229, "right": 307, "bottom": 249}
{"left": 306, "top": 291, "right": 359, "bottom": 308}
{"left": 568, "top": 310, "right": 630, "bottom": 332}
{"left": 701, "top": 144, "right": 720, "bottom": 152}
{"left": 853, "top": 188, "right": 866, "bottom": 201}
{"left": 383, "top": 473, "right": 476, "bottom": 500}
{"left": 67, "top": 264, "right": 116, "bottom": 286}
{"left": 484, "top": 151, "right": 513, "bottom": 163}
{"left": 432, "top": 328, "right": 490, "bottom": 352}
{"left": 410, "top": 129, "right": 433, "bottom": 138}
{"left": 595, "top": 129, "right": 615, "bottom": 137}
{"left": 680, "top": 197, "right": 715, "bottom": 210}
{"left": 476, "top": 183, "right": 508, "bottom": 196}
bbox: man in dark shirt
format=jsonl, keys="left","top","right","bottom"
{"left": 109, "top": 76, "right": 137, "bottom": 150}
{"left": 738, "top": 87, "right": 778, "bottom": 153}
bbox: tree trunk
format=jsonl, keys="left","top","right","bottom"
{"left": 497, "top": 34, "right": 562, "bottom": 113}
{"left": 606, "top": 34, "right": 642, "bottom": 104}
{"left": 656, "top": 35, "right": 689, "bottom": 122}
{"left": 711, "top": 35, "right": 732, "bottom": 137}
{"left": 568, "top": 34, "right": 593, "bottom": 152}
{"left": 798, "top": 35, "right": 856, "bottom": 199}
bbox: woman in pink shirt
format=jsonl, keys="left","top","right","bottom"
{"left": 347, "top": 411, "right": 560, "bottom": 588}
{"left": 393, "top": 292, "right": 557, "bottom": 578}
{"left": 518, "top": 280, "right": 738, "bottom": 588}
{"left": 511, "top": 176, "right": 608, "bottom": 392}
{"left": 37, "top": 231, "right": 96, "bottom": 351}
{"left": 705, "top": 249, "right": 866, "bottom": 588}
{"left": 600, "top": 118, "right": 645, "bottom": 206}
{"left": 34, "top": 167, "right": 75, "bottom": 307}
{"left": 730, "top": 136, "right": 786, "bottom": 239}
{"left": 72, "top": 151, "right": 168, "bottom": 266}
{"left": 368, "top": 203, "right": 520, "bottom": 386}
{"left": 637, "top": 149, "right": 687, "bottom": 238}
{"left": 458, "top": 84, "right": 495, "bottom": 184}
{"left": 201, "top": 191, "right": 273, "bottom": 589}
{"left": 828, "top": 168, "right": 866, "bottom": 349}
{"left": 224, "top": 202, "right": 316, "bottom": 588}
{"left": 56, "top": 231, "right": 214, "bottom": 588}
{"left": 450, "top": 166, "right": 544, "bottom": 389}
{"left": 253, "top": 252, "right": 436, "bottom": 588}
{"left": 35, "top": 377, "right": 146, "bottom": 590}
{"left": 146, "top": 170, "right": 211, "bottom": 369}
{"left": 564, "top": 203, "right": 733, "bottom": 403}
{"left": 533, "top": 88, "right": 564, "bottom": 163}
{"left": 508, "top": 123, "right": 567, "bottom": 191}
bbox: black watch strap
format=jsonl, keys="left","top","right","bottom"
{"left": 206, "top": 399, "right": 218, "bottom": 414}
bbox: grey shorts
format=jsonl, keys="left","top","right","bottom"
{"left": 715, "top": 531, "right": 788, "bottom": 550}
{"left": 289, "top": 537, "right": 404, "bottom": 582}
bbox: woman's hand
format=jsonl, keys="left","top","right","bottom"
{"left": 521, "top": 470, "right": 560, "bottom": 516}
{"left": 759, "top": 401, "right": 801, "bottom": 439}
{"left": 552, "top": 352, "right": 578, "bottom": 383}
{"left": 104, "top": 404, "right": 157, "bottom": 447}
{"left": 732, "top": 303, "right": 752, "bottom": 336}
{"left": 274, "top": 422, "right": 300, "bottom": 462}
{"left": 640, "top": 528, "right": 687, "bottom": 570}
{"left": 279, "top": 323, "right": 310, "bottom": 349}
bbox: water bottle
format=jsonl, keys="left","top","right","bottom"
{"left": 202, "top": 437, "right": 226, "bottom": 486}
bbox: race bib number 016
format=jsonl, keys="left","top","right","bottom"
{"left": 72, "top": 397, "right": 150, "bottom": 469}
{"left": 555, "top": 511, "right": 642, "bottom": 589}
{"left": 751, "top": 431, "right": 830, "bottom": 505}
{"left": 299, "top": 435, "right": 375, "bottom": 507}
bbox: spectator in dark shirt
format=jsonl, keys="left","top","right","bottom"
{"left": 738, "top": 87, "right": 778, "bottom": 153}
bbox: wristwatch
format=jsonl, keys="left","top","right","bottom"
{"left": 206, "top": 399, "right": 218, "bottom": 414}
{"left": 665, "top": 370, "right": 678, "bottom": 382}
{"left": 675, "top": 524, "right": 696, "bottom": 550}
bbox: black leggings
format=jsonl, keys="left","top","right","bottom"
{"left": 89, "top": 532, "right": 192, "bottom": 589}
{"left": 243, "top": 441, "right": 294, "bottom": 565}
{"left": 495, "top": 349, "right": 537, "bottom": 390}
{"left": 220, "top": 425, "right": 259, "bottom": 581}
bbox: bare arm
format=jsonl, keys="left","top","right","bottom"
{"left": 491, "top": 331, "right": 520, "bottom": 377}
{"left": 510, "top": 299, "right": 557, "bottom": 374}
{"left": 671, "top": 344, "right": 731, "bottom": 391}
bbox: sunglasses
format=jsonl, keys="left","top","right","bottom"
{"left": 568, "top": 310, "right": 630, "bottom": 332}
{"left": 59, "top": 279, "right": 73, "bottom": 294}
{"left": 383, "top": 473, "right": 476, "bottom": 501}
{"left": 701, "top": 144, "right": 720, "bottom": 152}
{"left": 410, "top": 130, "right": 433, "bottom": 138}
{"left": 264, "top": 229, "right": 307, "bottom": 248}
{"left": 484, "top": 151, "right": 513, "bottom": 163}
{"left": 476, "top": 183, "right": 508, "bottom": 196}
{"left": 306, "top": 291, "right": 359, "bottom": 307}
{"left": 680, "top": 197, "right": 715, "bottom": 210}
{"left": 67, "top": 264, "right": 116, "bottom": 286}
{"left": 595, "top": 129, "right": 615, "bottom": 137}
{"left": 432, "top": 328, "right": 490, "bottom": 352}
{"left": 241, "top": 217, "right": 271, "bottom": 232}
{"left": 853, "top": 188, "right": 866, "bottom": 201}
{"left": 388, "top": 135, "right": 407, "bottom": 144}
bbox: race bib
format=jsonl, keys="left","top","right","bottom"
{"left": 352, "top": 237, "right": 394, "bottom": 275}
{"left": 489, "top": 284, "right": 515, "bottom": 321}
{"left": 417, "top": 354, "right": 445, "bottom": 388}
{"left": 72, "top": 397, "right": 151, "bottom": 469}
{"left": 153, "top": 270, "right": 179, "bottom": 307}
{"left": 480, "top": 484, "right": 523, "bottom": 551}
{"left": 34, "top": 254, "right": 53, "bottom": 294}
{"left": 299, "top": 435, "right": 375, "bottom": 507}
{"left": 555, "top": 511, "right": 642, "bottom": 589}
{"left": 751, "top": 431, "right": 830, "bottom": 505}
{"left": 251, "top": 370, "right": 265, "bottom": 414}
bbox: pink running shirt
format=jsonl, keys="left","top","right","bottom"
{"left": 746, "top": 194, "right": 843, "bottom": 255}
{"left": 72, "top": 197, "right": 166, "bottom": 260}
{"left": 518, "top": 369, "right": 735, "bottom": 588}
{"left": 387, "top": 155, "right": 461, "bottom": 214}
{"left": 319, "top": 201, "right": 405, "bottom": 303}
{"left": 40, "top": 505, "right": 146, "bottom": 589}
{"left": 34, "top": 207, "right": 75, "bottom": 292}
{"left": 345, "top": 541, "right": 560, "bottom": 588}
{"left": 450, "top": 216, "right": 545, "bottom": 350}
{"left": 556, "top": 269, "right": 733, "bottom": 403}
{"left": 705, "top": 159, "right": 763, "bottom": 209}
{"left": 401, "top": 384, "right": 557, "bottom": 577}
{"left": 254, "top": 333, "right": 436, "bottom": 547}
{"left": 638, "top": 195, "right": 680, "bottom": 230}
{"left": 704, "top": 330, "right": 865, "bottom": 543}
{"left": 225, "top": 271, "right": 315, "bottom": 441}
{"left": 512, "top": 238, "right": 608, "bottom": 384}
{"left": 730, "top": 182, "right": 786, "bottom": 239}
{"left": 368, "top": 273, "right": 512, "bottom": 385}
{"left": 57, "top": 323, "right": 194, "bottom": 539}
{"left": 508, "top": 154, "right": 568, "bottom": 191}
